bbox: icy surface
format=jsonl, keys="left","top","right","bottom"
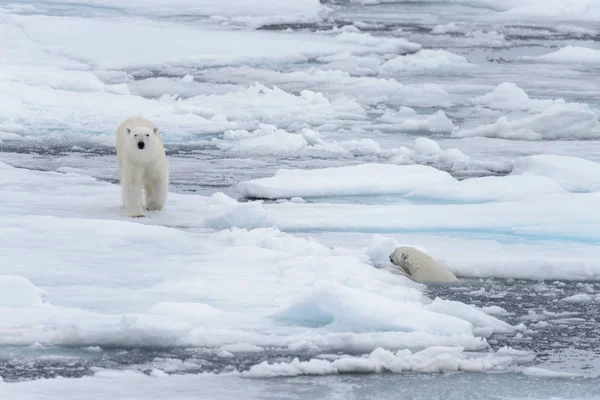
{"left": 2, "top": 0, "right": 600, "bottom": 397}
{"left": 2, "top": 370, "right": 600, "bottom": 400}
{"left": 0, "top": 161, "right": 506, "bottom": 357}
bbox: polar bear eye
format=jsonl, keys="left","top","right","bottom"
{"left": 146, "top": 134, "right": 150, "bottom": 137}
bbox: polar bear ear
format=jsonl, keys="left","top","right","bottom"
{"left": 126, "top": 128, "right": 131, "bottom": 134}
{"left": 153, "top": 127, "right": 160, "bottom": 135}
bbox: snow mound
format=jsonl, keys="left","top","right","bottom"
{"left": 0, "top": 276, "right": 43, "bottom": 307}
{"left": 523, "top": 46, "right": 600, "bottom": 64}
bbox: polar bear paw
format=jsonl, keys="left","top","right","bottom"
{"left": 127, "top": 211, "right": 146, "bottom": 218}
{"left": 146, "top": 202, "right": 164, "bottom": 212}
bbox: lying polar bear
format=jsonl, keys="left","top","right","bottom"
{"left": 388, "top": 246, "right": 458, "bottom": 283}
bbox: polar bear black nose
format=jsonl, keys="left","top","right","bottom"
{"left": 137, "top": 142, "right": 145, "bottom": 149}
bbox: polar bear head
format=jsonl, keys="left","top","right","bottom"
{"left": 126, "top": 126, "right": 161, "bottom": 149}
{"left": 389, "top": 246, "right": 458, "bottom": 283}
{"left": 123, "top": 125, "right": 163, "bottom": 161}
{"left": 389, "top": 247, "right": 414, "bottom": 276}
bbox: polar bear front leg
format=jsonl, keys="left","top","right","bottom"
{"left": 123, "top": 168, "right": 145, "bottom": 218}
{"left": 146, "top": 170, "right": 168, "bottom": 211}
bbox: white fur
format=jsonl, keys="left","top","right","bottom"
{"left": 389, "top": 246, "right": 458, "bottom": 283}
{"left": 116, "top": 117, "right": 168, "bottom": 218}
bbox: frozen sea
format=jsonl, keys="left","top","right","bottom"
{"left": 1, "top": 0, "right": 600, "bottom": 399}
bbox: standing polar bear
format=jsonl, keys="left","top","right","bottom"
{"left": 116, "top": 117, "right": 168, "bottom": 218}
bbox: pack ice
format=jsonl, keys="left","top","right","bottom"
{"left": 0, "top": 158, "right": 538, "bottom": 378}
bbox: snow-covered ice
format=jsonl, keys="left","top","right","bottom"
{"left": 456, "top": 83, "right": 600, "bottom": 140}
{"left": 238, "top": 160, "right": 572, "bottom": 202}
{"left": 2, "top": 0, "right": 600, "bottom": 397}
{"left": 0, "top": 161, "right": 507, "bottom": 352}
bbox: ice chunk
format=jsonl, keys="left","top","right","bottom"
{"left": 427, "top": 299, "right": 516, "bottom": 334}
{"left": 501, "top": 1, "right": 600, "bottom": 22}
{"left": 380, "top": 50, "right": 475, "bottom": 74}
{"left": 431, "top": 23, "right": 464, "bottom": 35}
{"left": 334, "top": 31, "right": 421, "bottom": 55}
{"left": 380, "top": 110, "right": 455, "bottom": 134}
{"left": 388, "top": 138, "right": 506, "bottom": 175}
{"left": 238, "top": 161, "right": 566, "bottom": 202}
{"left": 455, "top": 104, "right": 600, "bottom": 140}
{"left": 150, "top": 369, "right": 168, "bottom": 378}
{"left": 238, "top": 164, "right": 456, "bottom": 199}
{"left": 523, "top": 46, "right": 600, "bottom": 64}
{"left": 246, "top": 357, "right": 337, "bottom": 377}
{"left": 560, "top": 294, "right": 599, "bottom": 303}
{"left": 460, "top": 83, "right": 600, "bottom": 140}
{"left": 201, "top": 67, "right": 451, "bottom": 108}
{"left": 82, "top": 346, "right": 103, "bottom": 352}
{"left": 414, "top": 137, "right": 443, "bottom": 155}
{"left": 522, "top": 367, "right": 582, "bottom": 378}
{"left": 217, "top": 125, "right": 308, "bottom": 156}
{"left": 471, "top": 82, "right": 552, "bottom": 111}
{"left": 480, "top": 306, "right": 509, "bottom": 316}
{"left": 244, "top": 346, "right": 516, "bottom": 377}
